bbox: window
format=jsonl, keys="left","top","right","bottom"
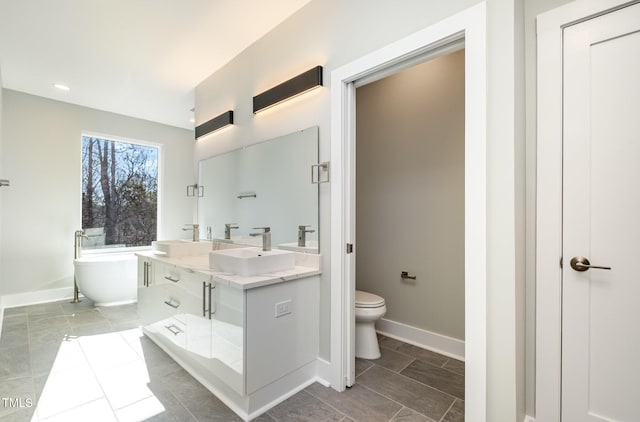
{"left": 81, "top": 135, "right": 159, "bottom": 249}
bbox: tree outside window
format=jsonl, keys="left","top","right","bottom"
{"left": 81, "top": 135, "right": 158, "bottom": 249}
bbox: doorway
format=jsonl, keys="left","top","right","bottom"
{"left": 354, "top": 48, "right": 465, "bottom": 360}
{"left": 329, "top": 4, "right": 487, "bottom": 420}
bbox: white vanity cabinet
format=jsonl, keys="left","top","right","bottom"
{"left": 141, "top": 266, "right": 203, "bottom": 353}
{"left": 137, "top": 255, "right": 157, "bottom": 288}
{"left": 244, "top": 275, "right": 319, "bottom": 395}
{"left": 138, "top": 259, "right": 245, "bottom": 393}
{"left": 136, "top": 251, "right": 320, "bottom": 420}
{"left": 137, "top": 257, "right": 169, "bottom": 326}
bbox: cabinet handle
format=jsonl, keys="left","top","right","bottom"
{"left": 202, "top": 281, "right": 206, "bottom": 317}
{"left": 164, "top": 324, "right": 183, "bottom": 336}
{"left": 143, "top": 262, "right": 149, "bottom": 287}
{"left": 164, "top": 275, "right": 179, "bottom": 283}
{"left": 202, "top": 282, "right": 215, "bottom": 319}
{"left": 208, "top": 283, "right": 214, "bottom": 319}
{"left": 164, "top": 299, "right": 179, "bottom": 309}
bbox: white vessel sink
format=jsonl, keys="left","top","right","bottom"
{"left": 209, "top": 247, "right": 295, "bottom": 276}
{"left": 152, "top": 240, "right": 212, "bottom": 258}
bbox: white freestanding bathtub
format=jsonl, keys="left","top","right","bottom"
{"left": 73, "top": 253, "right": 137, "bottom": 306}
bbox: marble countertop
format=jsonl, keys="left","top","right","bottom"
{"left": 136, "top": 250, "right": 320, "bottom": 291}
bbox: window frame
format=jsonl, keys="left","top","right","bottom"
{"left": 80, "top": 131, "right": 162, "bottom": 254}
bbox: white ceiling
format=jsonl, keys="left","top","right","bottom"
{"left": 0, "top": 0, "right": 311, "bottom": 129}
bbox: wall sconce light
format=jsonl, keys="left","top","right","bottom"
{"left": 195, "top": 110, "right": 234, "bottom": 140}
{"left": 253, "top": 66, "right": 323, "bottom": 114}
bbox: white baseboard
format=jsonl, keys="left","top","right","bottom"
{"left": 376, "top": 318, "right": 465, "bottom": 361}
{"left": 314, "top": 357, "right": 332, "bottom": 387}
{"left": 1, "top": 287, "right": 74, "bottom": 309}
{"left": 524, "top": 416, "right": 536, "bottom": 422}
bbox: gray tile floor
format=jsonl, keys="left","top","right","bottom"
{"left": 0, "top": 300, "right": 464, "bottom": 421}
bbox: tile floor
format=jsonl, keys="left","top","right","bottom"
{"left": 0, "top": 300, "right": 464, "bottom": 421}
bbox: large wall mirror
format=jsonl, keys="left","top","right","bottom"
{"left": 198, "top": 126, "right": 319, "bottom": 253}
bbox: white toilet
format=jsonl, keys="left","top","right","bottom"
{"left": 355, "top": 290, "right": 387, "bottom": 359}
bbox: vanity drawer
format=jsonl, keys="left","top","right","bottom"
{"left": 161, "top": 283, "right": 184, "bottom": 314}
{"left": 160, "top": 265, "right": 181, "bottom": 284}
{"left": 162, "top": 271, "right": 212, "bottom": 318}
{"left": 179, "top": 271, "right": 212, "bottom": 294}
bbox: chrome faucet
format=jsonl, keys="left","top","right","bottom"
{"left": 225, "top": 223, "right": 239, "bottom": 240}
{"left": 183, "top": 224, "right": 200, "bottom": 242}
{"left": 250, "top": 226, "right": 271, "bottom": 251}
{"left": 298, "top": 225, "right": 315, "bottom": 247}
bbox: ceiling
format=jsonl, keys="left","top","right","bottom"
{"left": 0, "top": 0, "right": 312, "bottom": 129}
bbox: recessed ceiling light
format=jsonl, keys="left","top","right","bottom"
{"left": 53, "top": 83, "right": 70, "bottom": 91}
{"left": 189, "top": 118, "right": 195, "bottom": 123}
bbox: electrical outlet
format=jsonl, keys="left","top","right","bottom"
{"left": 275, "top": 300, "right": 292, "bottom": 318}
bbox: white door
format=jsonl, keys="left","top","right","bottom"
{"left": 562, "top": 3, "right": 640, "bottom": 421}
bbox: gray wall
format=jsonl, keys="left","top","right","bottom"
{"left": 0, "top": 90, "right": 194, "bottom": 297}
{"left": 355, "top": 50, "right": 465, "bottom": 341}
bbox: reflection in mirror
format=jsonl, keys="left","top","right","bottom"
{"left": 198, "top": 127, "right": 319, "bottom": 253}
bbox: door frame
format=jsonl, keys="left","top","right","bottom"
{"left": 536, "top": 1, "right": 638, "bottom": 420}
{"left": 329, "top": 3, "right": 487, "bottom": 419}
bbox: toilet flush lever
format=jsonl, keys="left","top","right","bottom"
{"left": 401, "top": 271, "right": 416, "bottom": 280}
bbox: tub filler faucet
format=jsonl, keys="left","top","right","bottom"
{"left": 250, "top": 226, "right": 271, "bottom": 251}
{"left": 72, "top": 229, "right": 89, "bottom": 304}
{"left": 183, "top": 224, "right": 200, "bottom": 242}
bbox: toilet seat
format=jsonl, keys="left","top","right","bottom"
{"left": 355, "top": 290, "right": 385, "bottom": 308}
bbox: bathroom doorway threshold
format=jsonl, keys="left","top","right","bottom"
{"left": 329, "top": 3, "right": 487, "bottom": 420}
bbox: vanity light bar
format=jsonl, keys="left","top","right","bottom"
{"left": 253, "top": 66, "right": 323, "bottom": 114}
{"left": 195, "top": 110, "right": 234, "bottom": 140}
